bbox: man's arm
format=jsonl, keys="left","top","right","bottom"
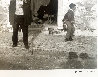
{"left": 9, "top": 0, "right": 16, "bottom": 25}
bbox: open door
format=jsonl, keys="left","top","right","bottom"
{"left": 31, "top": 0, "right": 58, "bottom": 25}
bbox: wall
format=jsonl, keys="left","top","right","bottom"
{"left": 57, "top": 0, "right": 69, "bottom": 29}
{"left": 0, "top": 0, "right": 97, "bottom": 32}
{"left": 57, "top": 0, "right": 97, "bottom": 30}
{"left": 57, "top": 0, "right": 80, "bottom": 29}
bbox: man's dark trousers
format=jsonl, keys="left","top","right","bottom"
{"left": 12, "top": 15, "right": 28, "bottom": 46}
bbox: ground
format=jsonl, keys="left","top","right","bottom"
{"left": 0, "top": 24, "right": 97, "bottom": 70}
{"left": 0, "top": 0, "right": 97, "bottom": 70}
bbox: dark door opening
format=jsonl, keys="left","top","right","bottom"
{"left": 43, "top": 0, "right": 58, "bottom": 24}
{"left": 32, "top": 0, "right": 58, "bottom": 25}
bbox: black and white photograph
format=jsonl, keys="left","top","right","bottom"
{"left": 0, "top": 0, "right": 97, "bottom": 73}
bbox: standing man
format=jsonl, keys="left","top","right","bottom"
{"left": 9, "top": 0, "right": 32, "bottom": 49}
{"left": 62, "top": 3, "right": 76, "bottom": 41}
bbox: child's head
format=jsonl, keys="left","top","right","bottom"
{"left": 69, "top": 3, "right": 76, "bottom": 11}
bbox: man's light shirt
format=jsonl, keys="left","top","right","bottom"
{"left": 15, "top": 0, "right": 24, "bottom": 15}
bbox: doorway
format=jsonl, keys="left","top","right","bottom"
{"left": 31, "top": 0, "right": 58, "bottom": 25}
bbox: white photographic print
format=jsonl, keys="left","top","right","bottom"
{"left": 0, "top": 0, "right": 97, "bottom": 77}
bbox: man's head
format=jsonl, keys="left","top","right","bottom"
{"left": 69, "top": 3, "right": 76, "bottom": 11}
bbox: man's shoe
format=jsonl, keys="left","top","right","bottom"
{"left": 12, "top": 44, "right": 17, "bottom": 47}
{"left": 25, "top": 45, "right": 29, "bottom": 49}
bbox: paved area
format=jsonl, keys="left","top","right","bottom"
{"left": 0, "top": 24, "right": 97, "bottom": 70}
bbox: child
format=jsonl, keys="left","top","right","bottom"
{"left": 62, "top": 3, "right": 76, "bottom": 41}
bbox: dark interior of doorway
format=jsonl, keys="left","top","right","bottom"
{"left": 34, "top": 0, "right": 58, "bottom": 25}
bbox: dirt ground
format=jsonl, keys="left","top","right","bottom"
{"left": 0, "top": 26, "right": 97, "bottom": 70}
{"left": 0, "top": 0, "right": 97, "bottom": 70}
